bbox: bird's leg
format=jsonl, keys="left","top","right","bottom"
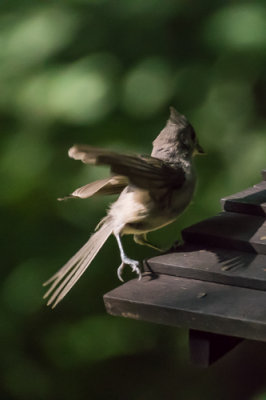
{"left": 114, "top": 232, "right": 142, "bottom": 282}
{"left": 134, "top": 233, "right": 163, "bottom": 252}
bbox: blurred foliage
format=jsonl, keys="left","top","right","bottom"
{"left": 1, "top": 1, "right": 266, "bottom": 399}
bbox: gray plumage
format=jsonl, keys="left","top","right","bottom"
{"left": 43, "top": 107, "right": 204, "bottom": 307}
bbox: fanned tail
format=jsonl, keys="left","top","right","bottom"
{"left": 43, "top": 216, "right": 114, "bottom": 308}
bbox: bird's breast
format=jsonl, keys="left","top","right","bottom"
{"left": 121, "top": 183, "right": 195, "bottom": 235}
{"left": 169, "top": 177, "right": 196, "bottom": 215}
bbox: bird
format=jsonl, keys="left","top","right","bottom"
{"left": 43, "top": 107, "right": 204, "bottom": 308}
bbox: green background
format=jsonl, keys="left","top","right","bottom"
{"left": 1, "top": 1, "right": 266, "bottom": 399}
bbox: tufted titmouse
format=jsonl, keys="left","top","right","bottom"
{"left": 43, "top": 107, "right": 204, "bottom": 307}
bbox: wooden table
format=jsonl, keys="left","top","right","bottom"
{"left": 104, "top": 170, "right": 266, "bottom": 366}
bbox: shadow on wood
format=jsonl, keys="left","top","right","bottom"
{"left": 104, "top": 171, "right": 266, "bottom": 367}
{"left": 189, "top": 329, "right": 243, "bottom": 367}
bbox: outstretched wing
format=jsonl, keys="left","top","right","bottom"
{"left": 58, "top": 175, "right": 128, "bottom": 201}
{"left": 68, "top": 145, "right": 185, "bottom": 190}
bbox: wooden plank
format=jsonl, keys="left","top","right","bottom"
{"left": 144, "top": 244, "right": 266, "bottom": 291}
{"left": 104, "top": 274, "right": 266, "bottom": 342}
{"left": 182, "top": 212, "right": 266, "bottom": 254}
{"left": 189, "top": 329, "right": 243, "bottom": 367}
{"left": 221, "top": 181, "right": 266, "bottom": 216}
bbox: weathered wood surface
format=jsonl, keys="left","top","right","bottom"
{"left": 221, "top": 181, "right": 266, "bottom": 216}
{"left": 189, "top": 329, "right": 243, "bottom": 367}
{"left": 104, "top": 274, "right": 266, "bottom": 342}
{"left": 104, "top": 170, "right": 266, "bottom": 365}
{"left": 182, "top": 212, "right": 266, "bottom": 254}
{"left": 144, "top": 244, "right": 266, "bottom": 291}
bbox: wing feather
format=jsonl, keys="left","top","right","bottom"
{"left": 58, "top": 175, "right": 128, "bottom": 201}
{"left": 69, "top": 145, "right": 185, "bottom": 190}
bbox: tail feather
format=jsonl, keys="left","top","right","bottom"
{"left": 43, "top": 217, "right": 114, "bottom": 308}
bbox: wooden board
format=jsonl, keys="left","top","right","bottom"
{"left": 144, "top": 244, "right": 266, "bottom": 290}
{"left": 182, "top": 212, "right": 266, "bottom": 254}
{"left": 221, "top": 181, "right": 266, "bottom": 216}
{"left": 104, "top": 274, "right": 266, "bottom": 342}
{"left": 189, "top": 329, "right": 243, "bottom": 367}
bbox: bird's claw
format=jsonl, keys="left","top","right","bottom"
{"left": 117, "top": 259, "right": 142, "bottom": 282}
{"left": 117, "top": 263, "right": 125, "bottom": 282}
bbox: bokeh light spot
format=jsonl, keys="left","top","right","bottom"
{"left": 1, "top": 7, "right": 77, "bottom": 70}
{"left": 122, "top": 57, "right": 173, "bottom": 117}
{"left": 16, "top": 54, "right": 119, "bottom": 123}
{"left": 205, "top": 4, "right": 266, "bottom": 50}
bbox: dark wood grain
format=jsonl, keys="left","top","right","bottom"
{"left": 104, "top": 274, "right": 266, "bottom": 342}
{"left": 182, "top": 212, "right": 266, "bottom": 254}
{"left": 144, "top": 244, "right": 266, "bottom": 290}
{"left": 221, "top": 181, "right": 266, "bottom": 216}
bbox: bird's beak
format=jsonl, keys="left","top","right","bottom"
{"left": 194, "top": 143, "right": 205, "bottom": 155}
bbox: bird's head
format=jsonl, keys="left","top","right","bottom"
{"left": 151, "top": 107, "right": 204, "bottom": 161}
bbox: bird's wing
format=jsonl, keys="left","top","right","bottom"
{"left": 58, "top": 175, "right": 128, "bottom": 201}
{"left": 68, "top": 145, "right": 185, "bottom": 190}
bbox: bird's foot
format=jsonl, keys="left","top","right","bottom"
{"left": 117, "top": 258, "right": 142, "bottom": 282}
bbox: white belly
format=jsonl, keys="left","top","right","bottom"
{"left": 108, "top": 174, "right": 196, "bottom": 235}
